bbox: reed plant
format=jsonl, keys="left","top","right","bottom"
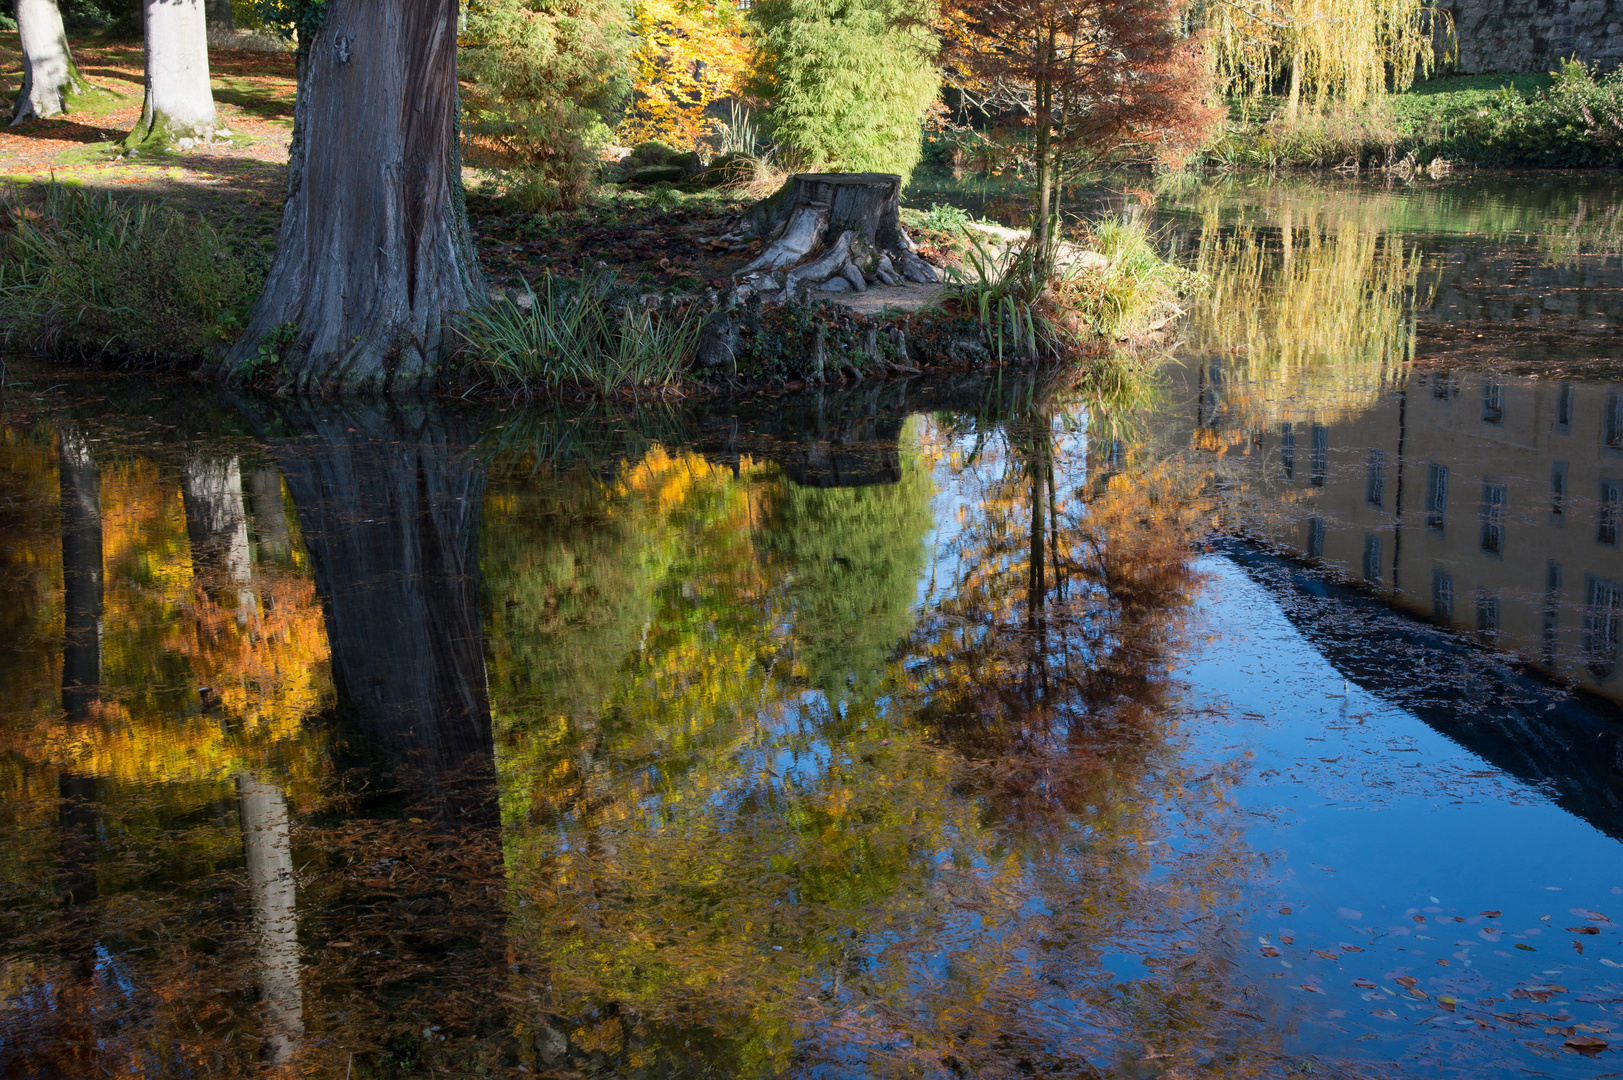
{"left": 946, "top": 218, "right": 1197, "bottom": 363}
{"left": 456, "top": 272, "right": 709, "bottom": 395}
{"left": 0, "top": 183, "right": 257, "bottom": 363}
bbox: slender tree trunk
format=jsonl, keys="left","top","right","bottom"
{"left": 59, "top": 433, "right": 102, "bottom": 723}
{"left": 1286, "top": 52, "right": 1302, "bottom": 126}
{"left": 227, "top": 0, "right": 485, "bottom": 393}
{"left": 127, "top": 0, "right": 217, "bottom": 150}
{"left": 237, "top": 774, "right": 303, "bottom": 1063}
{"left": 12, "top": 0, "right": 90, "bottom": 125}
{"left": 1031, "top": 27, "right": 1054, "bottom": 276}
{"left": 183, "top": 453, "right": 258, "bottom": 628}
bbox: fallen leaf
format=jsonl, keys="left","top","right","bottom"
{"left": 1314, "top": 950, "right": 1338, "bottom": 959}
{"left": 1438, "top": 997, "right": 1457, "bottom": 1013}
{"left": 1482, "top": 910, "right": 1502, "bottom": 917}
{"left": 1571, "top": 909, "right": 1611, "bottom": 922}
{"left": 1569, "top": 926, "right": 1601, "bottom": 934}
{"left": 1563, "top": 1035, "right": 1606, "bottom": 1054}
{"left": 1342, "top": 945, "right": 1364, "bottom": 952}
{"left": 1410, "top": 988, "right": 1430, "bottom": 999}
{"left": 1280, "top": 936, "right": 1295, "bottom": 945}
{"left": 1395, "top": 976, "right": 1418, "bottom": 988}
{"left": 1261, "top": 947, "right": 1281, "bottom": 957}
{"left": 1516, "top": 943, "right": 1538, "bottom": 951}
{"left": 1353, "top": 979, "right": 1377, "bottom": 989}
{"left": 1301, "top": 984, "right": 1325, "bottom": 993}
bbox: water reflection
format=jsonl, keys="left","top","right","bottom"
{"left": 8, "top": 173, "right": 1623, "bottom": 1078}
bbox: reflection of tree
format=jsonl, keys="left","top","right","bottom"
{"left": 264, "top": 400, "right": 494, "bottom": 817}
{"left": 58, "top": 432, "right": 102, "bottom": 723}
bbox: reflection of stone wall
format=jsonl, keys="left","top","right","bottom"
{"left": 1439, "top": 0, "right": 1623, "bottom": 74}
{"left": 1169, "top": 360, "right": 1623, "bottom": 706}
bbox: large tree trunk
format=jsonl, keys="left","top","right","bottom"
{"left": 12, "top": 0, "right": 90, "bottom": 125}
{"left": 737, "top": 173, "right": 939, "bottom": 299}
{"left": 59, "top": 433, "right": 102, "bottom": 723}
{"left": 237, "top": 774, "right": 303, "bottom": 1064}
{"left": 127, "top": 0, "right": 218, "bottom": 150}
{"left": 227, "top": 0, "right": 484, "bottom": 394}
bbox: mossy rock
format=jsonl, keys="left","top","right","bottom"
{"left": 668, "top": 151, "right": 703, "bottom": 179}
{"left": 632, "top": 165, "right": 684, "bottom": 185}
{"left": 632, "top": 140, "right": 675, "bottom": 166}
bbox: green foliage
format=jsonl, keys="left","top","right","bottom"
{"left": 462, "top": 0, "right": 634, "bottom": 212}
{"left": 246, "top": 0, "right": 328, "bottom": 41}
{"left": 748, "top": 0, "right": 939, "bottom": 180}
{"left": 456, "top": 272, "right": 706, "bottom": 393}
{"left": 753, "top": 430, "right": 934, "bottom": 701}
{"left": 0, "top": 184, "right": 259, "bottom": 364}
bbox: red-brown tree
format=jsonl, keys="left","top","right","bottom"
{"left": 941, "top": 0, "right": 1216, "bottom": 268}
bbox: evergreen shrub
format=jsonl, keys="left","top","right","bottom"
{"left": 748, "top": 0, "right": 938, "bottom": 179}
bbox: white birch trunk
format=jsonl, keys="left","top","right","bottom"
{"left": 13, "top": 0, "right": 88, "bottom": 125}
{"left": 237, "top": 774, "right": 303, "bottom": 1064}
{"left": 183, "top": 454, "right": 257, "bottom": 626}
{"left": 128, "top": 0, "right": 217, "bottom": 149}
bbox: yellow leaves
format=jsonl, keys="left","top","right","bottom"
{"left": 617, "top": 0, "right": 752, "bottom": 150}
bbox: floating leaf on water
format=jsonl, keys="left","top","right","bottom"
{"left": 1410, "top": 988, "right": 1430, "bottom": 999}
{"left": 1516, "top": 943, "right": 1538, "bottom": 951}
{"left": 1438, "top": 997, "right": 1457, "bottom": 1013}
{"left": 1482, "top": 910, "right": 1502, "bottom": 917}
{"left": 1571, "top": 908, "right": 1611, "bottom": 922}
{"left": 1564, "top": 1035, "right": 1608, "bottom": 1055}
{"left": 1302, "top": 984, "right": 1325, "bottom": 993}
{"left": 1353, "top": 979, "right": 1377, "bottom": 989}
{"left": 1569, "top": 926, "right": 1601, "bottom": 934}
{"left": 1342, "top": 945, "right": 1364, "bottom": 952}
{"left": 1395, "top": 976, "right": 1418, "bottom": 988}
{"left": 1261, "top": 947, "right": 1281, "bottom": 957}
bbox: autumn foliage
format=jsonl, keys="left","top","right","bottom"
{"left": 617, "top": 0, "right": 753, "bottom": 150}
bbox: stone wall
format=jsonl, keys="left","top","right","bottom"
{"left": 1439, "top": 0, "right": 1623, "bottom": 74}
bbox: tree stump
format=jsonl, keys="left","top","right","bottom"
{"left": 736, "top": 173, "right": 940, "bottom": 299}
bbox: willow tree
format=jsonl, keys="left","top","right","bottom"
{"left": 12, "top": 0, "right": 91, "bottom": 124}
{"left": 228, "top": 0, "right": 485, "bottom": 393}
{"left": 1200, "top": 0, "right": 1453, "bottom": 122}
{"left": 941, "top": 0, "right": 1213, "bottom": 270}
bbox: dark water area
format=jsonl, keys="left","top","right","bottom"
{"left": 4, "top": 175, "right": 1623, "bottom": 1079}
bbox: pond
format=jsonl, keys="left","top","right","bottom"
{"left": 3, "top": 172, "right": 1623, "bottom": 1079}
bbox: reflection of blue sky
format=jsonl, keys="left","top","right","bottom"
{"left": 1179, "top": 556, "right": 1623, "bottom": 1075}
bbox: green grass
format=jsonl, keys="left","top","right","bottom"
{"left": 0, "top": 182, "right": 260, "bottom": 364}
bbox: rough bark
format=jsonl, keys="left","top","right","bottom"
{"left": 227, "top": 0, "right": 484, "bottom": 393}
{"left": 59, "top": 433, "right": 102, "bottom": 723}
{"left": 738, "top": 173, "right": 938, "bottom": 299}
{"left": 128, "top": 0, "right": 218, "bottom": 149}
{"left": 12, "top": 0, "right": 90, "bottom": 125}
{"left": 237, "top": 774, "right": 303, "bottom": 1063}
{"left": 260, "top": 399, "right": 495, "bottom": 819}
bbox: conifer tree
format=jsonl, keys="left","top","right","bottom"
{"left": 749, "top": 0, "right": 938, "bottom": 180}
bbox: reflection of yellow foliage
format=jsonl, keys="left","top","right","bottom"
{"left": 1189, "top": 205, "right": 1425, "bottom": 428}
{"left": 617, "top": 0, "right": 751, "bottom": 150}
{"left": 0, "top": 454, "right": 331, "bottom": 790}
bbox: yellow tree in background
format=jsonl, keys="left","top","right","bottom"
{"left": 617, "top": 0, "right": 752, "bottom": 149}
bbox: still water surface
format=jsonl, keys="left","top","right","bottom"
{"left": 3, "top": 174, "right": 1623, "bottom": 1078}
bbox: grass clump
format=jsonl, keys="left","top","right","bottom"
{"left": 0, "top": 183, "right": 258, "bottom": 363}
{"left": 456, "top": 272, "right": 709, "bottom": 395}
{"left": 946, "top": 220, "right": 1197, "bottom": 363}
